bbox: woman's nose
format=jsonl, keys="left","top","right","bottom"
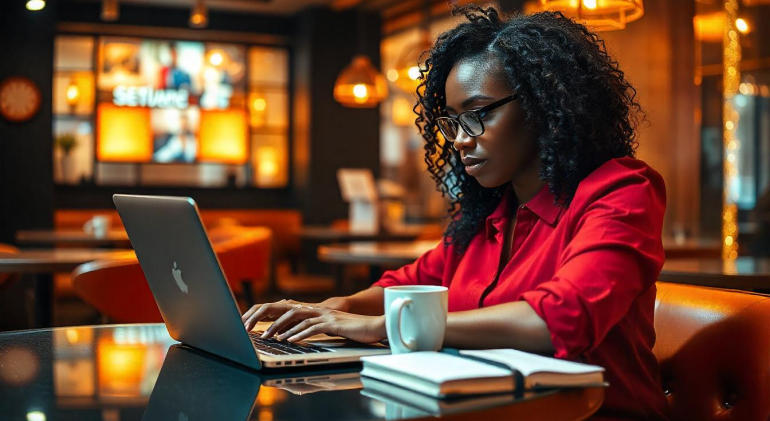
{"left": 452, "top": 129, "right": 475, "bottom": 151}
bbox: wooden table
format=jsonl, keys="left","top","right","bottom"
{"left": 0, "top": 323, "right": 605, "bottom": 421}
{"left": 0, "top": 249, "right": 134, "bottom": 327}
{"left": 15, "top": 229, "right": 132, "bottom": 248}
{"left": 318, "top": 241, "right": 437, "bottom": 267}
{"left": 300, "top": 224, "right": 441, "bottom": 277}
{"left": 660, "top": 257, "right": 770, "bottom": 292}
{"left": 318, "top": 241, "right": 437, "bottom": 290}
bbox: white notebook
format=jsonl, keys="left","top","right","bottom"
{"left": 360, "top": 349, "right": 605, "bottom": 398}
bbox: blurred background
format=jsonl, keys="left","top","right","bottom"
{"left": 0, "top": 0, "right": 768, "bottom": 330}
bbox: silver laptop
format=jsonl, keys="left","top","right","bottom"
{"left": 113, "top": 194, "right": 389, "bottom": 370}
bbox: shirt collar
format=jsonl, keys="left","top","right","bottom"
{"left": 523, "top": 183, "right": 562, "bottom": 226}
{"left": 484, "top": 184, "right": 563, "bottom": 239}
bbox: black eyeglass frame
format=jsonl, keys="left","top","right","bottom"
{"left": 436, "top": 94, "right": 518, "bottom": 140}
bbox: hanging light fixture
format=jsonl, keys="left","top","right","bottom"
{"left": 391, "top": 0, "right": 432, "bottom": 94}
{"left": 540, "top": 0, "right": 644, "bottom": 31}
{"left": 26, "top": 0, "right": 45, "bottom": 11}
{"left": 334, "top": 9, "right": 388, "bottom": 108}
{"left": 190, "top": 0, "right": 208, "bottom": 29}
{"left": 101, "top": 0, "right": 119, "bottom": 21}
{"left": 334, "top": 56, "right": 388, "bottom": 108}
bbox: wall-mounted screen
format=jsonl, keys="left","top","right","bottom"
{"left": 96, "top": 37, "right": 247, "bottom": 164}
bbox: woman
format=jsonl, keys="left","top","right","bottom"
{"left": 243, "top": 6, "right": 669, "bottom": 420}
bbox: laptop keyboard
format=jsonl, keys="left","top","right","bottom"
{"left": 249, "top": 331, "right": 328, "bottom": 355}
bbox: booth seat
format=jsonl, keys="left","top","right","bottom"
{"left": 653, "top": 282, "right": 770, "bottom": 421}
{"left": 54, "top": 208, "right": 301, "bottom": 259}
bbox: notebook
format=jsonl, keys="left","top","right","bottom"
{"left": 360, "top": 349, "right": 605, "bottom": 398}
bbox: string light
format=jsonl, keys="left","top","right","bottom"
{"left": 722, "top": 0, "right": 741, "bottom": 260}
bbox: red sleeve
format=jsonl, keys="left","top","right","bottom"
{"left": 518, "top": 164, "right": 666, "bottom": 359}
{"left": 371, "top": 240, "right": 447, "bottom": 288}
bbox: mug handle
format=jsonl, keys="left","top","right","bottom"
{"left": 387, "top": 297, "right": 416, "bottom": 351}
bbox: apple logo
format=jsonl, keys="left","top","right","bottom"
{"left": 171, "top": 261, "right": 188, "bottom": 294}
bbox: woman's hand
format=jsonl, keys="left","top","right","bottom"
{"left": 242, "top": 299, "right": 386, "bottom": 344}
{"left": 242, "top": 298, "right": 347, "bottom": 331}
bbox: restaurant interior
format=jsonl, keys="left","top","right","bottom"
{"left": 1, "top": 0, "right": 769, "bottom": 419}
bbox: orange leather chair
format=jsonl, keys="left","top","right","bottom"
{"left": 73, "top": 227, "right": 273, "bottom": 323}
{"left": 72, "top": 257, "right": 162, "bottom": 323}
{"left": 654, "top": 282, "right": 770, "bottom": 421}
{"left": 208, "top": 226, "right": 272, "bottom": 302}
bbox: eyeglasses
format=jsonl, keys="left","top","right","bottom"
{"left": 436, "top": 94, "right": 518, "bottom": 141}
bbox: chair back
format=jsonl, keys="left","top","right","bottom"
{"left": 72, "top": 258, "right": 162, "bottom": 323}
{"left": 72, "top": 228, "right": 271, "bottom": 323}
{"left": 208, "top": 226, "right": 272, "bottom": 296}
{"left": 654, "top": 282, "right": 770, "bottom": 421}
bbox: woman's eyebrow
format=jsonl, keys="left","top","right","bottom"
{"left": 445, "top": 94, "right": 495, "bottom": 112}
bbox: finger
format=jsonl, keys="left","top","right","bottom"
{"left": 276, "top": 317, "right": 322, "bottom": 341}
{"left": 242, "top": 304, "right": 262, "bottom": 323}
{"left": 245, "top": 302, "right": 291, "bottom": 332}
{"left": 273, "top": 320, "right": 301, "bottom": 336}
{"left": 261, "top": 307, "right": 308, "bottom": 339}
{"left": 262, "top": 307, "right": 318, "bottom": 339}
{"left": 287, "top": 323, "right": 328, "bottom": 343}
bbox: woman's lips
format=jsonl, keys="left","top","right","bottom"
{"left": 463, "top": 159, "right": 486, "bottom": 176}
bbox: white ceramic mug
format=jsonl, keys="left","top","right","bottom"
{"left": 83, "top": 215, "right": 111, "bottom": 238}
{"left": 384, "top": 285, "right": 448, "bottom": 355}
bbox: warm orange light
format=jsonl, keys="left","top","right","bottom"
{"left": 256, "top": 386, "right": 287, "bottom": 406}
{"left": 97, "top": 342, "right": 146, "bottom": 397}
{"left": 66, "top": 80, "right": 80, "bottom": 108}
{"left": 97, "top": 104, "right": 152, "bottom": 162}
{"left": 189, "top": 0, "right": 208, "bottom": 28}
{"left": 210, "top": 51, "right": 223, "bottom": 66}
{"left": 353, "top": 84, "right": 368, "bottom": 100}
{"left": 334, "top": 55, "right": 388, "bottom": 108}
{"left": 694, "top": 12, "right": 725, "bottom": 42}
{"left": 256, "top": 146, "right": 280, "bottom": 183}
{"left": 736, "top": 18, "right": 749, "bottom": 34}
{"left": 253, "top": 97, "right": 267, "bottom": 112}
{"left": 541, "top": 0, "right": 644, "bottom": 31}
{"left": 199, "top": 109, "right": 248, "bottom": 164}
{"left": 392, "top": 96, "right": 414, "bottom": 127}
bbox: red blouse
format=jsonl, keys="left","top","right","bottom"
{"left": 373, "top": 157, "right": 670, "bottom": 420}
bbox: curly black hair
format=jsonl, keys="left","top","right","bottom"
{"left": 415, "top": 5, "right": 643, "bottom": 254}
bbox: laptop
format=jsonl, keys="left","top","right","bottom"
{"left": 113, "top": 194, "right": 389, "bottom": 371}
{"left": 142, "top": 344, "right": 365, "bottom": 421}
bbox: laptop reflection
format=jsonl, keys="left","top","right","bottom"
{"left": 142, "top": 344, "right": 363, "bottom": 421}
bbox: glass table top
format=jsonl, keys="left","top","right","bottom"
{"left": 0, "top": 324, "right": 603, "bottom": 421}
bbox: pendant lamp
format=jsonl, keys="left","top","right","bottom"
{"left": 540, "top": 0, "right": 644, "bottom": 31}
{"left": 334, "top": 9, "right": 388, "bottom": 108}
{"left": 392, "top": 0, "right": 432, "bottom": 94}
{"left": 101, "top": 0, "right": 119, "bottom": 21}
{"left": 190, "top": 0, "right": 208, "bottom": 29}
